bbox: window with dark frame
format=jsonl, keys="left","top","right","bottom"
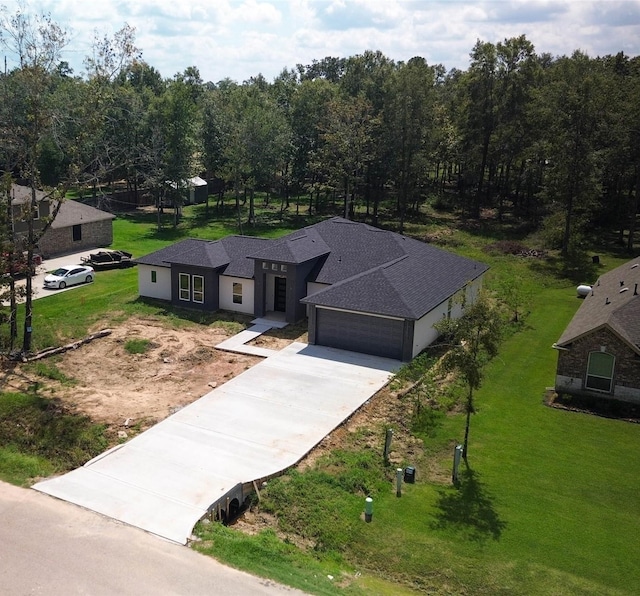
{"left": 179, "top": 273, "right": 190, "bottom": 301}
{"left": 151, "top": 270, "right": 157, "bottom": 283}
{"left": 192, "top": 275, "right": 204, "bottom": 303}
{"left": 233, "top": 282, "right": 242, "bottom": 304}
{"left": 72, "top": 224, "right": 82, "bottom": 242}
{"left": 585, "top": 351, "right": 615, "bottom": 392}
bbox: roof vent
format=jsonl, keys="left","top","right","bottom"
{"left": 635, "top": 283, "right": 638, "bottom": 296}
{"left": 620, "top": 280, "right": 625, "bottom": 287}
{"left": 632, "top": 264, "right": 638, "bottom": 269}
{"left": 606, "top": 297, "right": 610, "bottom": 304}
{"left": 620, "top": 287, "right": 629, "bottom": 293}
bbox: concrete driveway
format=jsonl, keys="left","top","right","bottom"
{"left": 9, "top": 249, "right": 99, "bottom": 303}
{"left": 34, "top": 342, "right": 399, "bottom": 544}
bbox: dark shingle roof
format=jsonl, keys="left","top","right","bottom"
{"left": 220, "top": 236, "right": 272, "bottom": 277}
{"left": 135, "top": 235, "right": 272, "bottom": 279}
{"left": 135, "top": 239, "right": 212, "bottom": 268}
{"left": 249, "top": 227, "right": 331, "bottom": 264}
{"left": 168, "top": 240, "right": 230, "bottom": 269}
{"left": 556, "top": 258, "right": 640, "bottom": 351}
{"left": 135, "top": 217, "right": 489, "bottom": 319}
{"left": 302, "top": 221, "right": 488, "bottom": 319}
{"left": 307, "top": 218, "right": 407, "bottom": 283}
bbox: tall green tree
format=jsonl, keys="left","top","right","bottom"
{"left": 383, "top": 57, "right": 435, "bottom": 232}
{"left": 538, "top": 52, "right": 607, "bottom": 256}
{"left": 145, "top": 76, "right": 200, "bottom": 228}
{"left": 0, "top": 5, "right": 69, "bottom": 353}
{"left": 459, "top": 40, "right": 498, "bottom": 217}
{"left": 314, "top": 95, "right": 376, "bottom": 220}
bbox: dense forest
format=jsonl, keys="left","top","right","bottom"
{"left": 2, "top": 8, "right": 640, "bottom": 270}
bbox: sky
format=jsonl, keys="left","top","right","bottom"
{"left": 2, "top": 1, "right": 640, "bottom": 83}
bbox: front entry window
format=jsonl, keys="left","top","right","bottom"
{"left": 585, "top": 351, "right": 614, "bottom": 392}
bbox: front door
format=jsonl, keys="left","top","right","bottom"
{"left": 274, "top": 276, "right": 287, "bottom": 312}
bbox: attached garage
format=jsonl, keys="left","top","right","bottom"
{"left": 315, "top": 307, "right": 407, "bottom": 361}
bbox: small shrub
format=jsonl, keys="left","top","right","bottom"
{"left": 124, "top": 338, "right": 151, "bottom": 354}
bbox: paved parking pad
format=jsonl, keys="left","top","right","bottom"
{"left": 34, "top": 342, "right": 399, "bottom": 544}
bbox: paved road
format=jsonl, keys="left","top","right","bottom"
{"left": 0, "top": 481, "right": 304, "bottom": 596}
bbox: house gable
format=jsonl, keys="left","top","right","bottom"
{"left": 555, "top": 257, "right": 640, "bottom": 402}
{"left": 10, "top": 185, "right": 115, "bottom": 256}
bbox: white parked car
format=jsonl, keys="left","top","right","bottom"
{"left": 43, "top": 265, "right": 94, "bottom": 289}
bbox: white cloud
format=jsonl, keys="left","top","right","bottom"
{"left": 0, "top": 0, "right": 638, "bottom": 81}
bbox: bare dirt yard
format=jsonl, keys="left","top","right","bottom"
{"left": 1, "top": 318, "right": 301, "bottom": 437}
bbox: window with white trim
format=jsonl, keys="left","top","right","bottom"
{"left": 233, "top": 282, "right": 242, "bottom": 304}
{"left": 179, "top": 273, "right": 190, "bottom": 301}
{"left": 585, "top": 351, "right": 615, "bottom": 392}
{"left": 192, "top": 275, "right": 204, "bottom": 303}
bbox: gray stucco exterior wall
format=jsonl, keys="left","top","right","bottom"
{"left": 170, "top": 265, "right": 219, "bottom": 312}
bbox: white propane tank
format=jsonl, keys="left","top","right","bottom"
{"left": 576, "top": 284, "right": 591, "bottom": 297}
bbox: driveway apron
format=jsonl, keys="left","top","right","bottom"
{"left": 33, "top": 342, "right": 399, "bottom": 544}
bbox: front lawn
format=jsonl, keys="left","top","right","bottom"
{"left": 1, "top": 201, "right": 638, "bottom": 593}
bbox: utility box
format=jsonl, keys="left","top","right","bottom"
{"left": 404, "top": 466, "right": 416, "bottom": 483}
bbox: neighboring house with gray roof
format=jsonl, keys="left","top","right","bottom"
{"left": 554, "top": 258, "right": 640, "bottom": 403}
{"left": 10, "top": 184, "right": 115, "bottom": 258}
{"left": 135, "top": 217, "right": 488, "bottom": 361}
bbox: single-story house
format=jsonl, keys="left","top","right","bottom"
{"left": 135, "top": 217, "right": 489, "bottom": 361}
{"left": 553, "top": 258, "right": 640, "bottom": 403}
{"left": 11, "top": 184, "right": 115, "bottom": 258}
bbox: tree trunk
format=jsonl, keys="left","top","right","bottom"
{"left": 627, "top": 167, "right": 639, "bottom": 253}
{"left": 22, "top": 185, "right": 37, "bottom": 354}
{"left": 462, "top": 388, "right": 473, "bottom": 461}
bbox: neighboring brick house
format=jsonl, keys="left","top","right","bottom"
{"left": 11, "top": 184, "right": 115, "bottom": 258}
{"left": 554, "top": 258, "right": 640, "bottom": 403}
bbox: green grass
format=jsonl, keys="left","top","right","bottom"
{"left": 0, "top": 391, "right": 108, "bottom": 485}
{"left": 124, "top": 338, "right": 151, "bottom": 354}
{"left": 26, "top": 360, "right": 77, "bottom": 386}
{"left": 0, "top": 201, "right": 307, "bottom": 484}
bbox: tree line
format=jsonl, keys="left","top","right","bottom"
{"left": 1, "top": 6, "right": 639, "bottom": 353}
